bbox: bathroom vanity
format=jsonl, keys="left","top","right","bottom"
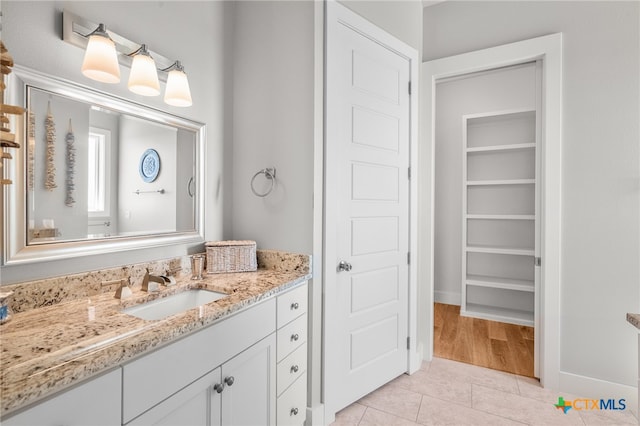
{"left": 0, "top": 251, "right": 310, "bottom": 426}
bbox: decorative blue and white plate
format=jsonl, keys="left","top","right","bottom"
{"left": 139, "top": 149, "right": 160, "bottom": 183}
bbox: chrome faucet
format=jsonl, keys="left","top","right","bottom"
{"left": 142, "top": 269, "right": 164, "bottom": 292}
{"left": 141, "top": 268, "right": 177, "bottom": 292}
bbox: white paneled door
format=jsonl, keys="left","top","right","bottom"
{"left": 325, "top": 2, "right": 412, "bottom": 417}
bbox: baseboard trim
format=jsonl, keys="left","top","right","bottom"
{"left": 305, "top": 403, "right": 326, "bottom": 426}
{"left": 434, "top": 290, "right": 460, "bottom": 306}
{"left": 559, "top": 371, "right": 638, "bottom": 419}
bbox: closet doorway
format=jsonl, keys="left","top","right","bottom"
{"left": 421, "top": 33, "right": 562, "bottom": 389}
{"left": 433, "top": 62, "right": 540, "bottom": 377}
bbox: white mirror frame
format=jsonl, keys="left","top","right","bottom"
{"left": 2, "top": 65, "right": 206, "bottom": 265}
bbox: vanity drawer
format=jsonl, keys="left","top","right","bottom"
{"left": 277, "top": 313, "right": 307, "bottom": 361}
{"left": 277, "top": 373, "right": 307, "bottom": 426}
{"left": 277, "top": 343, "right": 307, "bottom": 396}
{"left": 277, "top": 283, "right": 308, "bottom": 327}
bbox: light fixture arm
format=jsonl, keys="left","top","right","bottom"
{"left": 85, "top": 23, "right": 111, "bottom": 40}
{"left": 161, "top": 61, "right": 185, "bottom": 73}
{"left": 127, "top": 44, "right": 152, "bottom": 58}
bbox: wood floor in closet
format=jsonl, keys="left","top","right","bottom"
{"left": 433, "top": 303, "right": 535, "bottom": 378}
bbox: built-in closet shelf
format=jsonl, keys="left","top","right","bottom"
{"left": 466, "top": 275, "right": 534, "bottom": 293}
{"left": 462, "top": 304, "right": 534, "bottom": 326}
{"left": 466, "top": 214, "right": 535, "bottom": 221}
{"left": 466, "top": 143, "right": 536, "bottom": 153}
{"left": 465, "top": 245, "right": 534, "bottom": 256}
{"left": 466, "top": 179, "right": 535, "bottom": 186}
{"left": 462, "top": 107, "right": 538, "bottom": 326}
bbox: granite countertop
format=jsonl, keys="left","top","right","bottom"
{"left": 627, "top": 313, "right": 640, "bottom": 330}
{"left": 0, "top": 251, "right": 311, "bottom": 416}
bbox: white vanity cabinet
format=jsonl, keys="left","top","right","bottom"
{"left": 220, "top": 334, "right": 276, "bottom": 425}
{"left": 275, "top": 283, "right": 308, "bottom": 426}
{"left": 124, "top": 281, "right": 308, "bottom": 426}
{"left": 128, "top": 334, "right": 276, "bottom": 426}
{"left": 3, "top": 368, "right": 122, "bottom": 426}
{"left": 123, "top": 297, "right": 277, "bottom": 425}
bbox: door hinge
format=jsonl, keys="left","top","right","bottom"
{"left": 408, "top": 81, "right": 412, "bottom": 95}
{"left": 535, "top": 257, "right": 541, "bottom": 267}
{"left": 406, "top": 336, "right": 410, "bottom": 350}
{"left": 407, "top": 252, "right": 410, "bottom": 265}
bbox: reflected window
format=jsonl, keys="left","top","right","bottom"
{"left": 87, "top": 127, "right": 111, "bottom": 215}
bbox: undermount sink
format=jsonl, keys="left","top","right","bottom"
{"left": 123, "top": 289, "right": 227, "bottom": 321}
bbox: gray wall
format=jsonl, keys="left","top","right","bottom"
{"left": 340, "top": 0, "right": 424, "bottom": 52}
{"left": 424, "top": 0, "right": 639, "bottom": 394}
{"left": 1, "top": 1, "right": 227, "bottom": 283}
{"left": 228, "top": 0, "right": 315, "bottom": 254}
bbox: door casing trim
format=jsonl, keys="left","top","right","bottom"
{"left": 420, "top": 33, "right": 563, "bottom": 389}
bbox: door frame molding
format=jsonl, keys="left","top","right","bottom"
{"left": 323, "top": 0, "right": 420, "bottom": 421}
{"left": 420, "top": 33, "right": 563, "bottom": 388}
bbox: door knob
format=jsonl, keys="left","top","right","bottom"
{"left": 338, "top": 261, "right": 352, "bottom": 272}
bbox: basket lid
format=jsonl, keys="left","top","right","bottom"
{"left": 205, "top": 240, "right": 256, "bottom": 247}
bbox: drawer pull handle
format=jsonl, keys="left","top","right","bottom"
{"left": 213, "top": 383, "right": 224, "bottom": 393}
{"left": 290, "top": 365, "right": 299, "bottom": 373}
{"left": 291, "top": 302, "right": 299, "bottom": 310}
{"left": 291, "top": 333, "right": 299, "bottom": 342}
{"left": 224, "top": 376, "right": 235, "bottom": 386}
{"left": 290, "top": 408, "right": 299, "bottom": 416}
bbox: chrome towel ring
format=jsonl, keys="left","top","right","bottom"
{"left": 250, "top": 167, "right": 276, "bottom": 197}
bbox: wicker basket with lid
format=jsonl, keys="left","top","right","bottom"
{"left": 205, "top": 240, "right": 257, "bottom": 273}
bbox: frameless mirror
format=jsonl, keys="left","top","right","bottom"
{"left": 2, "top": 66, "right": 205, "bottom": 265}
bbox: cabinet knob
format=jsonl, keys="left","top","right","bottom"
{"left": 224, "top": 376, "right": 235, "bottom": 386}
{"left": 290, "top": 407, "right": 299, "bottom": 416}
{"left": 291, "top": 302, "right": 299, "bottom": 310}
{"left": 213, "top": 383, "right": 224, "bottom": 393}
{"left": 290, "top": 365, "right": 299, "bottom": 373}
{"left": 291, "top": 333, "right": 299, "bottom": 342}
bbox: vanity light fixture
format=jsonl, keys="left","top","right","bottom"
{"left": 62, "top": 10, "right": 193, "bottom": 107}
{"left": 80, "top": 24, "right": 120, "bottom": 84}
{"left": 128, "top": 44, "right": 160, "bottom": 97}
{"left": 163, "top": 61, "right": 193, "bottom": 107}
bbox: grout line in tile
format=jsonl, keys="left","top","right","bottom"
{"left": 413, "top": 395, "right": 423, "bottom": 423}
{"left": 356, "top": 406, "right": 366, "bottom": 426}
{"left": 468, "top": 383, "right": 535, "bottom": 426}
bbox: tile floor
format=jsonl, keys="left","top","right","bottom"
{"left": 330, "top": 357, "right": 638, "bottom": 426}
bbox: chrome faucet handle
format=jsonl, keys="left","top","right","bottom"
{"left": 114, "top": 278, "right": 133, "bottom": 299}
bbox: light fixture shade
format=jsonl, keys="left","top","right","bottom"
{"left": 81, "top": 27, "right": 120, "bottom": 84}
{"left": 164, "top": 65, "right": 192, "bottom": 107}
{"left": 128, "top": 46, "right": 160, "bottom": 96}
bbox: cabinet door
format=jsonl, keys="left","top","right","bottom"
{"left": 221, "top": 334, "right": 276, "bottom": 426}
{"left": 3, "top": 368, "right": 121, "bottom": 426}
{"left": 127, "top": 368, "right": 221, "bottom": 426}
